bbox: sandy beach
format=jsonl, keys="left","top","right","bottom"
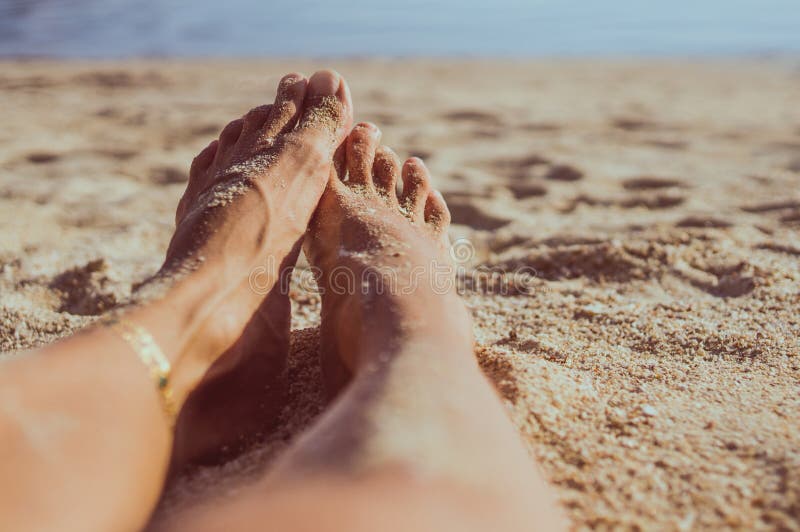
{"left": 1, "top": 58, "right": 798, "bottom": 530}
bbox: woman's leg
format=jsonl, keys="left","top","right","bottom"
{"left": 165, "top": 125, "right": 567, "bottom": 531}
{"left": 0, "top": 70, "right": 352, "bottom": 532}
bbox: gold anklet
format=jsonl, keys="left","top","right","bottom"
{"left": 102, "top": 316, "right": 177, "bottom": 427}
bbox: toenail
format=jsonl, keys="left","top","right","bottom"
{"left": 278, "top": 74, "right": 306, "bottom": 95}
{"left": 357, "top": 122, "right": 377, "bottom": 131}
{"left": 281, "top": 71, "right": 304, "bottom": 83}
{"left": 356, "top": 126, "right": 380, "bottom": 140}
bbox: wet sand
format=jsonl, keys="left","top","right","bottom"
{"left": 0, "top": 59, "right": 798, "bottom": 530}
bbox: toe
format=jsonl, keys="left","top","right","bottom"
{"left": 190, "top": 139, "right": 218, "bottom": 179}
{"left": 372, "top": 145, "right": 400, "bottom": 202}
{"left": 345, "top": 122, "right": 381, "bottom": 186}
{"left": 241, "top": 104, "right": 273, "bottom": 137}
{"left": 177, "top": 140, "right": 218, "bottom": 224}
{"left": 262, "top": 73, "right": 308, "bottom": 138}
{"left": 215, "top": 118, "right": 244, "bottom": 162}
{"left": 424, "top": 190, "right": 451, "bottom": 234}
{"left": 400, "top": 157, "right": 431, "bottom": 221}
{"left": 295, "top": 70, "right": 353, "bottom": 150}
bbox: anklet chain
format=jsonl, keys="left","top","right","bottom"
{"left": 102, "top": 316, "right": 176, "bottom": 427}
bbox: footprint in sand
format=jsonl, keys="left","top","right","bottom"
{"left": 740, "top": 200, "right": 800, "bottom": 213}
{"left": 491, "top": 241, "right": 655, "bottom": 282}
{"left": 613, "top": 176, "right": 688, "bottom": 210}
{"left": 675, "top": 260, "right": 759, "bottom": 298}
{"left": 755, "top": 242, "right": 800, "bottom": 256}
{"left": 740, "top": 200, "right": 800, "bottom": 226}
{"left": 622, "top": 176, "right": 688, "bottom": 190}
{"left": 507, "top": 182, "right": 548, "bottom": 199}
{"left": 489, "top": 235, "right": 759, "bottom": 298}
{"left": 488, "top": 156, "right": 581, "bottom": 196}
{"left": 475, "top": 347, "right": 520, "bottom": 404}
{"left": 49, "top": 259, "right": 125, "bottom": 316}
{"left": 544, "top": 164, "right": 583, "bottom": 182}
{"left": 26, "top": 152, "right": 61, "bottom": 164}
{"left": 675, "top": 216, "right": 732, "bottom": 229}
{"left": 443, "top": 194, "right": 512, "bottom": 231}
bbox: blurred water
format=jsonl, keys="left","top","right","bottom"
{"left": 0, "top": 0, "right": 798, "bottom": 57}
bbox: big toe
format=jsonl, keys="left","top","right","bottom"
{"left": 295, "top": 70, "right": 353, "bottom": 149}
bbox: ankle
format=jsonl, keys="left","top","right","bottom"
{"left": 327, "top": 287, "right": 473, "bottom": 372}
{"left": 122, "top": 268, "right": 245, "bottom": 405}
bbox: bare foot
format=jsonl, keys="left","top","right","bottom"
{"left": 304, "top": 122, "right": 469, "bottom": 396}
{"left": 131, "top": 70, "right": 353, "bottom": 469}
{"left": 165, "top": 123, "right": 568, "bottom": 532}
